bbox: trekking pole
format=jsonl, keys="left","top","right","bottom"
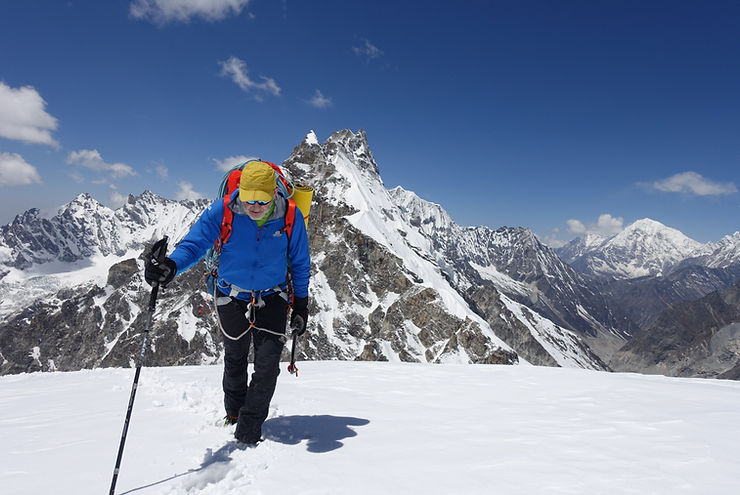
{"left": 287, "top": 315, "right": 304, "bottom": 376}
{"left": 109, "top": 236, "right": 168, "bottom": 495}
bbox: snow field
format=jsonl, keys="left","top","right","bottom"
{"left": 1, "top": 361, "right": 739, "bottom": 494}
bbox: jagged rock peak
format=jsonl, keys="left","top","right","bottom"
{"left": 123, "top": 190, "right": 185, "bottom": 208}
{"left": 327, "top": 128, "right": 368, "bottom": 147}
{"left": 324, "top": 129, "right": 380, "bottom": 177}
{"left": 303, "top": 130, "right": 320, "bottom": 147}
{"left": 63, "top": 192, "right": 109, "bottom": 213}
{"left": 10, "top": 208, "right": 42, "bottom": 226}
{"left": 683, "top": 231, "right": 740, "bottom": 269}
{"left": 132, "top": 189, "right": 160, "bottom": 201}
{"left": 555, "top": 233, "right": 608, "bottom": 264}
{"left": 390, "top": 187, "right": 454, "bottom": 230}
{"left": 491, "top": 226, "right": 541, "bottom": 246}
{"left": 716, "top": 231, "right": 740, "bottom": 248}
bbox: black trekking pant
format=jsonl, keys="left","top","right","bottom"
{"left": 217, "top": 291, "right": 287, "bottom": 443}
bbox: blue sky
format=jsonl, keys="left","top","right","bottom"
{"left": 0, "top": 0, "right": 738, "bottom": 245}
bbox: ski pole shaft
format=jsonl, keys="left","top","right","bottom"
{"left": 109, "top": 237, "right": 168, "bottom": 495}
{"left": 109, "top": 284, "right": 157, "bottom": 494}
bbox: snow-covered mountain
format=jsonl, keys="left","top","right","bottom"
{"left": 679, "top": 231, "right": 740, "bottom": 269}
{"left": 0, "top": 191, "right": 206, "bottom": 269}
{"left": 557, "top": 218, "right": 711, "bottom": 279}
{"left": 555, "top": 219, "right": 740, "bottom": 377}
{"left": 559, "top": 221, "right": 740, "bottom": 282}
{"left": 0, "top": 129, "right": 607, "bottom": 376}
{"left": 555, "top": 232, "right": 609, "bottom": 265}
{"left": 283, "top": 130, "right": 607, "bottom": 368}
{"left": 0, "top": 192, "right": 208, "bottom": 321}
{"left": 386, "top": 187, "right": 632, "bottom": 359}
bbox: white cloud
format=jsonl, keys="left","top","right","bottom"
{"left": 566, "top": 219, "right": 586, "bottom": 235}
{"left": 307, "top": 90, "right": 332, "bottom": 109}
{"left": 130, "top": 0, "right": 251, "bottom": 24}
{"left": 0, "top": 152, "right": 42, "bottom": 186}
{"left": 653, "top": 171, "right": 737, "bottom": 196}
{"left": 219, "top": 56, "right": 280, "bottom": 100}
{"left": 175, "top": 181, "right": 205, "bottom": 200}
{"left": 212, "top": 154, "right": 255, "bottom": 172}
{"left": 155, "top": 165, "right": 169, "bottom": 180}
{"left": 0, "top": 82, "right": 59, "bottom": 147}
{"left": 353, "top": 39, "right": 383, "bottom": 61}
{"left": 66, "top": 149, "right": 136, "bottom": 179}
{"left": 540, "top": 233, "right": 568, "bottom": 249}
{"left": 566, "top": 214, "right": 624, "bottom": 236}
{"left": 594, "top": 214, "right": 624, "bottom": 234}
{"left": 110, "top": 190, "right": 128, "bottom": 208}
{"left": 68, "top": 172, "right": 85, "bottom": 184}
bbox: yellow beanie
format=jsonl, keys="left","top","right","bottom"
{"left": 239, "top": 161, "right": 276, "bottom": 203}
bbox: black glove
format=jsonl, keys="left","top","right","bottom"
{"left": 145, "top": 256, "right": 176, "bottom": 287}
{"left": 290, "top": 296, "right": 308, "bottom": 336}
{"left": 144, "top": 238, "right": 176, "bottom": 287}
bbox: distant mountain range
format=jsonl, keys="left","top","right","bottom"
{"left": 555, "top": 219, "right": 739, "bottom": 280}
{"left": 1, "top": 130, "right": 738, "bottom": 379}
{"left": 555, "top": 219, "right": 740, "bottom": 339}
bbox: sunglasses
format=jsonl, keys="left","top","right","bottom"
{"left": 245, "top": 199, "right": 271, "bottom": 206}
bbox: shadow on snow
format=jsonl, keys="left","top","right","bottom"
{"left": 119, "top": 415, "right": 369, "bottom": 493}
{"left": 263, "top": 414, "right": 370, "bottom": 453}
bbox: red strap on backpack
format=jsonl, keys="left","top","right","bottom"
{"left": 284, "top": 199, "right": 296, "bottom": 239}
{"left": 217, "top": 169, "right": 242, "bottom": 250}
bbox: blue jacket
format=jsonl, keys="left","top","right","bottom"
{"left": 169, "top": 192, "right": 310, "bottom": 298}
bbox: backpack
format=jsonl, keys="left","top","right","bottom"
{"left": 204, "top": 160, "right": 301, "bottom": 296}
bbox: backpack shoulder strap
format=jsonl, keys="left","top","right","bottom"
{"left": 283, "top": 199, "right": 298, "bottom": 303}
{"left": 219, "top": 194, "right": 235, "bottom": 249}
{"left": 216, "top": 169, "right": 242, "bottom": 251}
{"left": 284, "top": 198, "right": 297, "bottom": 240}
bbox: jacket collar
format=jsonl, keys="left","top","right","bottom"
{"left": 230, "top": 193, "right": 287, "bottom": 222}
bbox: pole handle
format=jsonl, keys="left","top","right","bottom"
{"left": 146, "top": 236, "right": 168, "bottom": 312}
{"left": 287, "top": 315, "right": 303, "bottom": 376}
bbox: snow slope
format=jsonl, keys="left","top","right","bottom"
{"left": 2, "top": 362, "right": 739, "bottom": 494}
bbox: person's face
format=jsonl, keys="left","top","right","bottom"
{"left": 245, "top": 189, "right": 276, "bottom": 220}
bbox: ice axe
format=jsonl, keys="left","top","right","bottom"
{"left": 287, "top": 314, "right": 304, "bottom": 376}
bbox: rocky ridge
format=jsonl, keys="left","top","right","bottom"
{"left": 0, "top": 130, "right": 606, "bottom": 375}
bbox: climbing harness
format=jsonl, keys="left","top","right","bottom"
{"left": 212, "top": 280, "right": 291, "bottom": 341}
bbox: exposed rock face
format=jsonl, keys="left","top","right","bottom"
{"left": 610, "top": 281, "right": 740, "bottom": 378}
{"left": 280, "top": 131, "right": 522, "bottom": 366}
{"left": 465, "top": 285, "right": 559, "bottom": 367}
{"left": 107, "top": 258, "right": 139, "bottom": 288}
{"left": 601, "top": 264, "right": 740, "bottom": 330}
{"left": 389, "top": 188, "right": 634, "bottom": 360}
{"left": 0, "top": 284, "right": 107, "bottom": 374}
{"left": 0, "top": 257, "right": 222, "bottom": 375}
